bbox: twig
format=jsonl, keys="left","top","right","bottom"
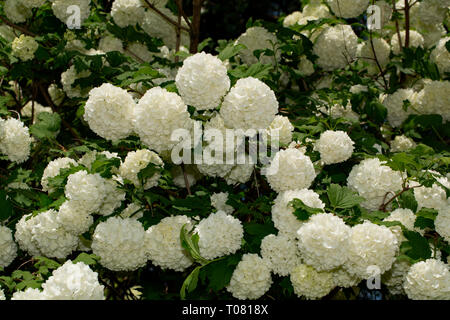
{"left": 0, "top": 16, "right": 36, "bottom": 37}
{"left": 143, "top": 0, "right": 190, "bottom": 32}
{"left": 379, "top": 184, "right": 421, "bottom": 212}
{"left": 181, "top": 163, "right": 192, "bottom": 195}
{"left": 404, "top": 0, "right": 410, "bottom": 49}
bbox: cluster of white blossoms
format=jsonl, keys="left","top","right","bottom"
{"left": 11, "top": 35, "right": 39, "bottom": 62}
{"left": 111, "top": 0, "right": 146, "bottom": 28}
{"left": 220, "top": 77, "right": 278, "bottom": 131}
{"left": 84, "top": 83, "right": 135, "bottom": 141}
{"left": 358, "top": 38, "right": 391, "bottom": 75}
{"left": 0, "top": 226, "right": 17, "bottom": 268}
{"left": 195, "top": 211, "right": 243, "bottom": 260}
{"left": 298, "top": 56, "right": 315, "bottom": 76}
{"left": 435, "top": 207, "right": 450, "bottom": 243}
{"left": 415, "top": 81, "right": 450, "bottom": 122}
{"left": 390, "top": 135, "right": 416, "bottom": 153}
{"left": 145, "top": 215, "right": 194, "bottom": 272}
{"left": 57, "top": 200, "right": 94, "bottom": 235}
{"left": 345, "top": 221, "right": 398, "bottom": 279}
{"left": 347, "top": 158, "right": 403, "bottom": 211}
{"left": 210, "top": 192, "right": 234, "bottom": 214}
{"left": 266, "top": 115, "right": 294, "bottom": 146}
{"left": 283, "top": 11, "right": 303, "bottom": 27}
{"left": 326, "top": 0, "right": 369, "bottom": 18}
{"left": 390, "top": 30, "right": 425, "bottom": 55}
{"left": 290, "top": 264, "right": 335, "bottom": 299}
{"left": 236, "top": 27, "right": 279, "bottom": 65}
{"left": 61, "top": 65, "right": 92, "bottom": 98}
{"left": 313, "top": 25, "right": 358, "bottom": 71}
{"left": 412, "top": 171, "right": 450, "bottom": 211}
{"left": 314, "top": 130, "right": 354, "bottom": 165}
{"left": 271, "top": 189, "right": 325, "bottom": 238}
{"left": 382, "top": 88, "right": 418, "bottom": 128}
{"left": 227, "top": 254, "right": 272, "bottom": 300}
{"left": 119, "top": 149, "right": 164, "bottom": 189}
{"left": 92, "top": 217, "right": 148, "bottom": 271}
{"left": 41, "top": 157, "right": 78, "bottom": 192}
{"left": 403, "top": 259, "right": 450, "bottom": 300}
{"left": 134, "top": 87, "right": 193, "bottom": 153}
{"left": 431, "top": 37, "right": 450, "bottom": 76}
{"left": 98, "top": 35, "right": 124, "bottom": 53}
{"left": 0, "top": 118, "right": 32, "bottom": 163}
{"left": 4, "top": 0, "right": 32, "bottom": 23}
{"left": 265, "top": 148, "right": 316, "bottom": 193}
{"left": 65, "top": 170, "right": 106, "bottom": 213}
{"left": 11, "top": 288, "right": 45, "bottom": 300}
{"left": 175, "top": 52, "right": 230, "bottom": 110}
{"left": 260, "top": 234, "right": 301, "bottom": 276}
{"left": 51, "top": 0, "right": 92, "bottom": 26}
{"left": 297, "top": 213, "right": 351, "bottom": 271}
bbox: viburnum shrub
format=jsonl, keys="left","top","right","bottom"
{"left": 0, "top": 0, "right": 449, "bottom": 301}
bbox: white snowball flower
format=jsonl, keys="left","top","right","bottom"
{"left": 97, "top": 178, "right": 126, "bottom": 216}
{"left": 52, "top": 0, "right": 91, "bottom": 26}
{"left": 403, "top": 259, "right": 450, "bottom": 300}
{"left": 41, "top": 157, "right": 78, "bottom": 193}
{"left": 329, "top": 103, "right": 359, "bottom": 122}
{"left": 21, "top": 101, "right": 53, "bottom": 120}
{"left": 382, "top": 259, "right": 411, "bottom": 295}
{"left": 271, "top": 189, "right": 325, "bottom": 238}
{"left": 326, "top": 0, "right": 369, "bottom": 18}
{"left": 30, "top": 209, "right": 79, "bottom": 259}
{"left": 314, "top": 130, "right": 354, "bottom": 165}
{"left": 119, "top": 149, "right": 164, "bottom": 190}
{"left": 359, "top": 38, "right": 391, "bottom": 75}
{"left": 415, "top": 81, "right": 450, "bottom": 122}
{"left": 290, "top": 264, "right": 335, "bottom": 299}
{"left": 265, "top": 148, "right": 316, "bottom": 193}
{"left": 383, "top": 89, "right": 419, "bottom": 128}
{"left": 435, "top": 207, "right": 450, "bottom": 243}
{"left": 220, "top": 77, "right": 278, "bottom": 131}
{"left": 111, "top": 0, "right": 145, "bottom": 28}
{"left": 347, "top": 158, "right": 403, "bottom": 211}
{"left": 14, "top": 214, "right": 43, "bottom": 257}
{"left": 4, "top": 0, "right": 32, "bottom": 23}
{"left": 18, "top": 0, "right": 46, "bottom": 8}
{"left": 0, "top": 118, "right": 32, "bottom": 164}
{"left": 236, "top": 27, "right": 279, "bottom": 65}
{"left": 391, "top": 30, "right": 424, "bottom": 55}
{"left": 171, "top": 165, "right": 199, "bottom": 189}
{"left": 175, "top": 52, "right": 230, "bottom": 110}
{"left": 11, "top": 288, "right": 45, "bottom": 300}
{"left": 92, "top": 217, "right": 148, "bottom": 271}
{"left": 210, "top": 192, "right": 234, "bottom": 214}
{"left": 413, "top": 171, "right": 450, "bottom": 211}
{"left": 134, "top": 87, "right": 193, "bottom": 153}
{"left": 266, "top": 115, "right": 294, "bottom": 146}
{"left": 412, "top": 0, "right": 448, "bottom": 26}
{"left": 65, "top": 170, "right": 106, "bottom": 214}
{"left": 313, "top": 25, "right": 358, "bottom": 71}
{"left": 227, "top": 254, "right": 272, "bottom": 300}
{"left": 0, "top": 226, "right": 17, "bottom": 268}
{"left": 345, "top": 221, "right": 398, "bottom": 279}
{"left": 61, "top": 65, "right": 92, "bottom": 99}
{"left": 283, "top": 11, "right": 303, "bottom": 27}
{"left": 195, "top": 211, "right": 243, "bottom": 260}
{"left": 126, "top": 42, "right": 153, "bottom": 62}
{"left": 225, "top": 164, "right": 254, "bottom": 186}
{"left": 145, "top": 215, "right": 194, "bottom": 272}
{"left": 197, "top": 163, "right": 233, "bottom": 179}
{"left": 350, "top": 85, "right": 368, "bottom": 94}
{"left": 12, "top": 35, "right": 39, "bottom": 62}
{"left": 297, "top": 213, "right": 351, "bottom": 271}
{"left": 303, "top": 0, "right": 333, "bottom": 18}
{"left": 56, "top": 200, "right": 94, "bottom": 235}
{"left": 98, "top": 35, "right": 123, "bottom": 53}
{"left": 431, "top": 37, "right": 450, "bottom": 76}
{"left": 0, "top": 288, "right": 4, "bottom": 300}
{"left": 298, "top": 56, "right": 315, "bottom": 76}
{"left": 390, "top": 135, "right": 416, "bottom": 153}
{"left": 83, "top": 83, "right": 135, "bottom": 141}
{"left": 0, "top": 25, "right": 16, "bottom": 42}
{"left": 260, "top": 234, "right": 302, "bottom": 276}
{"left": 42, "top": 260, "right": 105, "bottom": 300}
{"left": 384, "top": 208, "right": 423, "bottom": 242}
{"left": 120, "top": 202, "right": 144, "bottom": 219}
{"left": 332, "top": 267, "right": 360, "bottom": 288}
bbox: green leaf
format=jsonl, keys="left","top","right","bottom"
{"left": 289, "top": 198, "right": 324, "bottom": 221}
{"left": 414, "top": 208, "right": 438, "bottom": 230}
{"left": 137, "top": 162, "right": 162, "bottom": 187}
{"left": 365, "top": 101, "right": 387, "bottom": 124}
{"left": 327, "top": 184, "right": 365, "bottom": 209}
{"left": 0, "top": 190, "right": 13, "bottom": 222}
{"left": 73, "top": 253, "right": 98, "bottom": 265}
{"left": 218, "top": 43, "right": 246, "bottom": 61}
{"left": 180, "top": 225, "right": 209, "bottom": 265}
{"left": 199, "top": 254, "right": 241, "bottom": 292}
{"left": 401, "top": 230, "right": 431, "bottom": 261}
{"left": 180, "top": 266, "right": 201, "bottom": 300}
{"left": 90, "top": 153, "right": 121, "bottom": 178}
{"left": 446, "top": 40, "right": 450, "bottom": 53}
{"left": 29, "top": 112, "right": 61, "bottom": 140}
{"left": 397, "top": 189, "right": 418, "bottom": 213}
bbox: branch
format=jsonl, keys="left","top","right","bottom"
{"left": 368, "top": 3, "right": 389, "bottom": 90}
{"left": 379, "top": 184, "right": 421, "bottom": 212}
{"left": 404, "top": 0, "right": 410, "bottom": 49}
{"left": 0, "top": 16, "right": 36, "bottom": 37}
{"left": 181, "top": 163, "right": 192, "bottom": 195}
{"left": 143, "top": 0, "right": 190, "bottom": 33}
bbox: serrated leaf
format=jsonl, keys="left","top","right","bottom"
{"left": 29, "top": 112, "right": 61, "bottom": 140}
{"left": 218, "top": 43, "right": 246, "bottom": 61}
{"left": 401, "top": 230, "right": 431, "bottom": 261}
{"left": 327, "top": 184, "right": 365, "bottom": 209}
{"left": 73, "top": 253, "right": 98, "bottom": 265}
